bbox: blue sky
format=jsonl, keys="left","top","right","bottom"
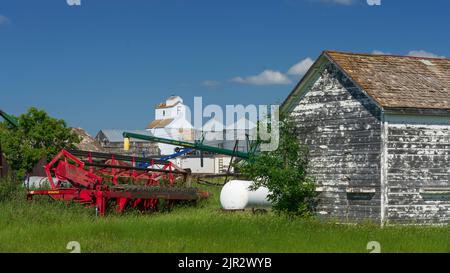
{"left": 0, "top": 0, "right": 449, "bottom": 135}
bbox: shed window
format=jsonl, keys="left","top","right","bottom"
{"left": 420, "top": 188, "right": 450, "bottom": 202}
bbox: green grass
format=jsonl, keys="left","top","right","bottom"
{"left": 0, "top": 178, "right": 449, "bottom": 253}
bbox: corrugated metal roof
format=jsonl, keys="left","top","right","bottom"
{"left": 97, "top": 129, "right": 153, "bottom": 143}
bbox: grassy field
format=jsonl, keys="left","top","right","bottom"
{"left": 0, "top": 178, "right": 449, "bottom": 253}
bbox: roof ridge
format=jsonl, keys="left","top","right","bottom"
{"left": 324, "top": 50, "right": 449, "bottom": 61}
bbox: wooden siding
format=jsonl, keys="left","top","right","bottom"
{"left": 386, "top": 115, "right": 450, "bottom": 224}
{"left": 290, "top": 62, "right": 383, "bottom": 222}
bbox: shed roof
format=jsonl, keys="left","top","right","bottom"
{"left": 325, "top": 51, "right": 450, "bottom": 109}
{"left": 283, "top": 50, "right": 450, "bottom": 112}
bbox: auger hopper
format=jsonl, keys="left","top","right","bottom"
{"left": 26, "top": 149, "right": 209, "bottom": 216}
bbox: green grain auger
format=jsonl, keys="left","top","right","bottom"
{"left": 122, "top": 132, "right": 256, "bottom": 160}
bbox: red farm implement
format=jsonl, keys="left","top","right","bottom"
{"left": 26, "top": 149, "right": 209, "bottom": 216}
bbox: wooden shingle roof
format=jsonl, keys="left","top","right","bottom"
{"left": 156, "top": 101, "right": 181, "bottom": 109}
{"left": 146, "top": 118, "right": 174, "bottom": 129}
{"left": 325, "top": 51, "right": 450, "bottom": 109}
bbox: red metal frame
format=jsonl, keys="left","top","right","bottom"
{"left": 28, "top": 149, "right": 208, "bottom": 216}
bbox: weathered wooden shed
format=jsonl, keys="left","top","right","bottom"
{"left": 282, "top": 51, "right": 450, "bottom": 225}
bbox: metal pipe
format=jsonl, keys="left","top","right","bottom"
{"left": 0, "top": 110, "right": 19, "bottom": 128}
{"left": 123, "top": 132, "right": 250, "bottom": 159}
{"left": 67, "top": 149, "right": 169, "bottom": 165}
{"left": 84, "top": 162, "right": 188, "bottom": 174}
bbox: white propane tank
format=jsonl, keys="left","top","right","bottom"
{"left": 220, "top": 180, "right": 271, "bottom": 210}
{"left": 23, "top": 176, "right": 61, "bottom": 189}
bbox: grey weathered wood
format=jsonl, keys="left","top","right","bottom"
{"left": 384, "top": 119, "right": 450, "bottom": 224}
{"left": 291, "top": 63, "right": 382, "bottom": 223}
{"left": 288, "top": 61, "right": 450, "bottom": 225}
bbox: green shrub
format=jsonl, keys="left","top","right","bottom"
{"left": 0, "top": 176, "right": 24, "bottom": 203}
{"left": 238, "top": 115, "right": 316, "bottom": 217}
{"left": 0, "top": 107, "right": 80, "bottom": 178}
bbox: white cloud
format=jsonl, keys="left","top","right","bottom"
{"left": 371, "top": 50, "right": 391, "bottom": 55}
{"left": 371, "top": 49, "right": 446, "bottom": 58}
{"left": 232, "top": 56, "right": 313, "bottom": 86}
{"left": 332, "top": 0, "right": 355, "bottom": 5}
{"left": 0, "top": 15, "right": 10, "bottom": 25}
{"left": 232, "top": 70, "right": 292, "bottom": 85}
{"left": 407, "top": 50, "right": 445, "bottom": 58}
{"left": 202, "top": 80, "right": 220, "bottom": 87}
{"left": 287, "top": 58, "right": 314, "bottom": 76}
{"left": 312, "top": 0, "right": 355, "bottom": 5}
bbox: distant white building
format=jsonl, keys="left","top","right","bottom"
{"left": 175, "top": 116, "right": 256, "bottom": 174}
{"left": 169, "top": 155, "right": 234, "bottom": 174}
{"left": 200, "top": 116, "right": 256, "bottom": 153}
{"left": 146, "top": 96, "right": 194, "bottom": 155}
{"left": 145, "top": 95, "right": 257, "bottom": 173}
